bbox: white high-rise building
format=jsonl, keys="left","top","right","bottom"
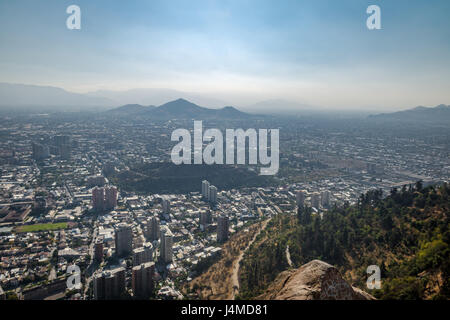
{"left": 162, "top": 198, "right": 170, "bottom": 214}
{"left": 217, "top": 215, "right": 229, "bottom": 243}
{"left": 296, "top": 190, "right": 306, "bottom": 207}
{"left": 209, "top": 185, "right": 217, "bottom": 204}
{"left": 160, "top": 227, "right": 173, "bottom": 264}
{"left": 92, "top": 186, "right": 118, "bottom": 212}
{"left": 321, "top": 191, "right": 330, "bottom": 208}
{"left": 115, "top": 223, "right": 133, "bottom": 257}
{"left": 199, "top": 210, "right": 212, "bottom": 230}
{"left": 93, "top": 267, "right": 126, "bottom": 300}
{"left": 146, "top": 216, "right": 160, "bottom": 241}
{"left": 104, "top": 186, "right": 118, "bottom": 210}
{"left": 202, "top": 180, "right": 210, "bottom": 199}
{"left": 132, "top": 242, "right": 153, "bottom": 266}
{"left": 132, "top": 262, "right": 155, "bottom": 299}
{"left": 92, "top": 187, "right": 105, "bottom": 211}
{"left": 311, "top": 192, "right": 320, "bottom": 209}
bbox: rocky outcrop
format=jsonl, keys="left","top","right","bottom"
{"left": 257, "top": 260, "right": 375, "bottom": 300}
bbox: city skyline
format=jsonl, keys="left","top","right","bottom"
{"left": 0, "top": 0, "right": 449, "bottom": 304}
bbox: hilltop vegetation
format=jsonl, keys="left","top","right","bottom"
{"left": 110, "top": 162, "right": 277, "bottom": 194}
{"left": 238, "top": 182, "right": 450, "bottom": 300}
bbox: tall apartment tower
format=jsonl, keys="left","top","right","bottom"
{"left": 94, "top": 240, "right": 104, "bottom": 262}
{"left": 199, "top": 210, "right": 212, "bottom": 229}
{"left": 132, "top": 242, "right": 153, "bottom": 266}
{"left": 162, "top": 198, "right": 170, "bottom": 214}
{"left": 321, "top": 190, "right": 330, "bottom": 208}
{"left": 217, "top": 215, "right": 229, "bottom": 243}
{"left": 32, "top": 142, "right": 50, "bottom": 160}
{"left": 311, "top": 192, "right": 320, "bottom": 210}
{"left": 145, "top": 216, "right": 160, "bottom": 241}
{"left": 54, "top": 135, "right": 71, "bottom": 147}
{"left": 209, "top": 185, "right": 218, "bottom": 204}
{"left": 296, "top": 190, "right": 306, "bottom": 207}
{"left": 132, "top": 262, "right": 155, "bottom": 299}
{"left": 160, "top": 228, "right": 173, "bottom": 264}
{"left": 92, "top": 186, "right": 118, "bottom": 212}
{"left": 115, "top": 223, "right": 133, "bottom": 257}
{"left": 87, "top": 175, "right": 106, "bottom": 187}
{"left": 202, "top": 180, "right": 210, "bottom": 199}
{"left": 93, "top": 267, "right": 126, "bottom": 300}
{"left": 104, "top": 186, "right": 118, "bottom": 210}
{"left": 54, "top": 135, "right": 71, "bottom": 160}
{"left": 92, "top": 187, "right": 105, "bottom": 211}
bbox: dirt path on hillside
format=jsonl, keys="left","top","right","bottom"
{"left": 184, "top": 221, "right": 266, "bottom": 300}
{"left": 231, "top": 218, "right": 270, "bottom": 299}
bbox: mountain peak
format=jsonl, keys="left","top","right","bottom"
{"left": 174, "top": 98, "right": 190, "bottom": 103}
{"left": 106, "top": 98, "right": 254, "bottom": 120}
{"left": 222, "top": 106, "right": 238, "bottom": 110}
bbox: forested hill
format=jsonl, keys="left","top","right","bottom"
{"left": 238, "top": 182, "right": 450, "bottom": 300}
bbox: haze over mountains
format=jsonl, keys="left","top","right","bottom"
{"left": 0, "top": 82, "right": 317, "bottom": 116}
{"left": 0, "top": 83, "right": 448, "bottom": 122}
{"left": 107, "top": 99, "right": 253, "bottom": 120}
{"left": 245, "top": 99, "right": 321, "bottom": 114}
{"left": 0, "top": 83, "right": 231, "bottom": 112}
{"left": 87, "top": 87, "right": 228, "bottom": 109}
{"left": 368, "top": 104, "right": 450, "bottom": 124}
{"left": 0, "top": 83, "right": 112, "bottom": 111}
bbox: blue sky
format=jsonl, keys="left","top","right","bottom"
{"left": 0, "top": 0, "right": 449, "bottom": 110}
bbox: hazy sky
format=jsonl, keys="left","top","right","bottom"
{"left": 0, "top": 0, "right": 449, "bottom": 110}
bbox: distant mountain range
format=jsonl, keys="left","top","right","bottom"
{"left": 107, "top": 98, "right": 253, "bottom": 120}
{"left": 0, "top": 83, "right": 112, "bottom": 111}
{"left": 1, "top": 82, "right": 448, "bottom": 121}
{"left": 0, "top": 83, "right": 255, "bottom": 118}
{"left": 87, "top": 87, "right": 228, "bottom": 108}
{"left": 108, "top": 103, "right": 156, "bottom": 115}
{"left": 0, "top": 83, "right": 229, "bottom": 112}
{"left": 369, "top": 104, "right": 450, "bottom": 123}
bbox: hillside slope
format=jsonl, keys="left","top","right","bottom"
{"left": 238, "top": 182, "right": 450, "bottom": 300}
{"left": 183, "top": 221, "right": 266, "bottom": 300}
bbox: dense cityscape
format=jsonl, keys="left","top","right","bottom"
{"left": 1, "top": 4, "right": 450, "bottom": 320}
{"left": 0, "top": 110, "right": 448, "bottom": 300}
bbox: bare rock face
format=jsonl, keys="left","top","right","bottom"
{"left": 257, "top": 260, "right": 375, "bottom": 300}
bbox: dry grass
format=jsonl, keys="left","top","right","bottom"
{"left": 183, "top": 221, "right": 264, "bottom": 300}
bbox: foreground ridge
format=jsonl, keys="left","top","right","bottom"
{"left": 257, "top": 260, "right": 375, "bottom": 300}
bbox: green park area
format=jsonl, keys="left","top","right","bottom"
{"left": 15, "top": 222, "right": 68, "bottom": 233}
